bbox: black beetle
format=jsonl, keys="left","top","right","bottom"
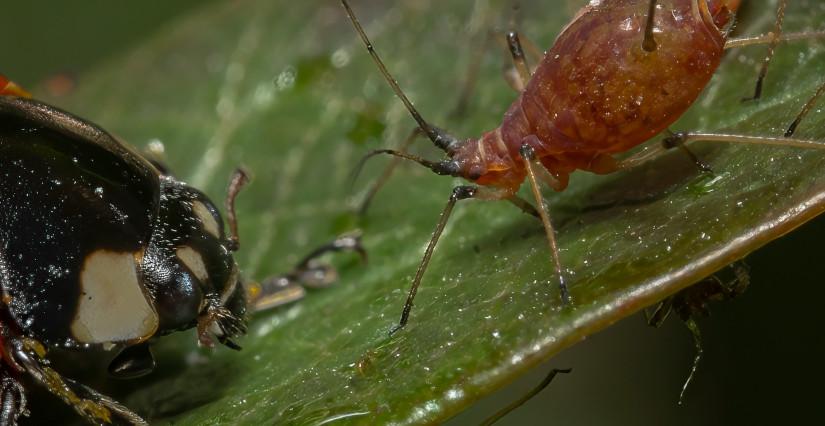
{"left": 0, "top": 76, "right": 365, "bottom": 425}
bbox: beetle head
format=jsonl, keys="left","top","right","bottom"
{"left": 141, "top": 179, "right": 247, "bottom": 346}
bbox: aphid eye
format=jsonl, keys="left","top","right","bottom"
{"left": 467, "top": 164, "right": 484, "bottom": 181}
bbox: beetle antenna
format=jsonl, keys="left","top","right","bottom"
{"left": 341, "top": 0, "right": 461, "bottom": 154}
{"left": 225, "top": 168, "right": 250, "bottom": 251}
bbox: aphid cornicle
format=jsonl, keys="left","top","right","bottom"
{"left": 0, "top": 76, "right": 364, "bottom": 425}
{"left": 343, "top": 0, "right": 825, "bottom": 333}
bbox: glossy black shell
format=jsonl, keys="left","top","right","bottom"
{"left": 0, "top": 96, "right": 160, "bottom": 346}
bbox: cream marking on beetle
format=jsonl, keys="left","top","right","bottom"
{"left": 192, "top": 201, "right": 221, "bottom": 238}
{"left": 176, "top": 246, "right": 209, "bottom": 283}
{"left": 71, "top": 250, "right": 158, "bottom": 344}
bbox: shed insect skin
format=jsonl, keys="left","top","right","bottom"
{"left": 343, "top": 0, "right": 825, "bottom": 333}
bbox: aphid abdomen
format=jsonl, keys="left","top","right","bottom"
{"left": 501, "top": 0, "right": 731, "bottom": 179}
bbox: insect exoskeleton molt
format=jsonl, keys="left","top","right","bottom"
{"left": 0, "top": 78, "right": 365, "bottom": 425}
{"left": 342, "top": 0, "right": 825, "bottom": 334}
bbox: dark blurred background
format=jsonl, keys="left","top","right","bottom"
{"left": 2, "top": 1, "right": 823, "bottom": 425}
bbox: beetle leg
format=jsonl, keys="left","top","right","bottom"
{"left": 247, "top": 234, "right": 367, "bottom": 313}
{"left": 0, "top": 366, "right": 27, "bottom": 425}
{"left": 7, "top": 336, "right": 147, "bottom": 425}
{"left": 108, "top": 342, "right": 156, "bottom": 379}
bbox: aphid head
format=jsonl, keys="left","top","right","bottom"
{"left": 704, "top": 0, "right": 741, "bottom": 30}
{"left": 449, "top": 135, "right": 525, "bottom": 192}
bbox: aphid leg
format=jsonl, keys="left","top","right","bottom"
{"left": 662, "top": 130, "right": 714, "bottom": 173}
{"left": 644, "top": 296, "right": 674, "bottom": 327}
{"left": 617, "top": 127, "right": 825, "bottom": 172}
{"left": 8, "top": 336, "right": 148, "bottom": 425}
{"left": 506, "top": 194, "right": 540, "bottom": 218}
{"left": 390, "top": 185, "right": 480, "bottom": 334}
{"left": 248, "top": 234, "right": 366, "bottom": 313}
{"left": 480, "top": 367, "right": 572, "bottom": 426}
{"left": 0, "top": 366, "right": 27, "bottom": 425}
{"left": 618, "top": 130, "right": 714, "bottom": 174}
{"left": 742, "top": 0, "right": 787, "bottom": 101}
{"left": 785, "top": 80, "right": 825, "bottom": 137}
{"left": 505, "top": 30, "right": 531, "bottom": 90}
{"left": 520, "top": 143, "right": 570, "bottom": 304}
{"left": 497, "top": 3, "right": 542, "bottom": 92}
{"left": 642, "top": 0, "right": 659, "bottom": 52}
{"left": 225, "top": 167, "right": 250, "bottom": 251}
{"left": 662, "top": 131, "right": 825, "bottom": 151}
{"left": 724, "top": 30, "right": 825, "bottom": 49}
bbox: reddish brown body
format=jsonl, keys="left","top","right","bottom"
{"left": 452, "top": 0, "right": 739, "bottom": 192}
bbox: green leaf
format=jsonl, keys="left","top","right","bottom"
{"left": 29, "top": 0, "right": 825, "bottom": 424}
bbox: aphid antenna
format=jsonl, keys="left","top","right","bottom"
{"left": 341, "top": 0, "right": 461, "bottom": 154}
{"left": 349, "top": 149, "right": 458, "bottom": 189}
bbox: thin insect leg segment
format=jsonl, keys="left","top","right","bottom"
{"left": 390, "top": 185, "right": 480, "bottom": 335}
{"left": 340, "top": 0, "right": 460, "bottom": 154}
{"left": 743, "top": 0, "right": 788, "bottom": 101}
{"left": 505, "top": 30, "right": 531, "bottom": 90}
{"left": 642, "top": 0, "right": 659, "bottom": 52}
{"left": 678, "top": 317, "right": 702, "bottom": 405}
{"left": 647, "top": 260, "right": 751, "bottom": 404}
{"left": 616, "top": 129, "right": 825, "bottom": 172}
{"left": 504, "top": 2, "right": 531, "bottom": 85}
{"left": 507, "top": 194, "right": 540, "bottom": 218}
{"left": 8, "top": 337, "right": 148, "bottom": 425}
{"left": 664, "top": 132, "right": 825, "bottom": 150}
{"left": 480, "top": 368, "right": 572, "bottom": 426}
{"left": 786, "top": 80, "right": 825, "bottom": 137}
{"left": 225, "top": 167, "right": 250, "bottom": 251}
{"left": 661, "top": 130, "right": 714, "bottom": 173}
{"left": 520, "top": 144, "right": 569, "bottom": 304}
{"left": 724, "top": 30, "right": 825, "bottom": 49}
{"left": 644, "top": 296, "right": 673, "bottom": 326}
